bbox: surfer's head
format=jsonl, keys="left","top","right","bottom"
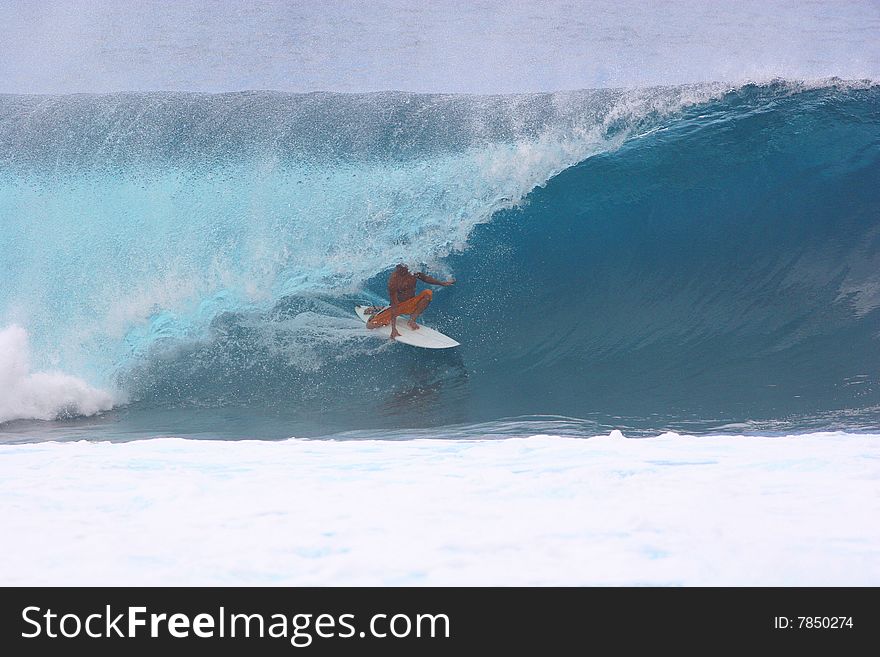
{"left": 395, "top": 263, "right": 410, "bottom": 274}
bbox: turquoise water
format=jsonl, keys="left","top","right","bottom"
{"left": 1, "top": 81, "right": 879, "bottom": 440}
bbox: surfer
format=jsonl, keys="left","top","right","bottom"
{"left": 365, "top": 264, "right": 455, "bottom": 340}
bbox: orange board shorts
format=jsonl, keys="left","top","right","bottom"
{"left": 368, "top": 289, "right": 433, "bottom": 327}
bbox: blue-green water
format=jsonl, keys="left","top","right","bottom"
{"left": 2, "top": 81, "right": 879, "bottom": 441}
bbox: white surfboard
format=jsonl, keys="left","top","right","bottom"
{"left": 355, "top": 305, "right": 460, "bottom": 349}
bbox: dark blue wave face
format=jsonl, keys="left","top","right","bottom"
{"left": 2, "top": 83, "right": 879, "bottom": 441}
{"left": 442, "top": 85, "right": 880, "bottom": 432}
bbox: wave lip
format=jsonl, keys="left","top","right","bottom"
{"left": 0, "top": 325, "right": 115, "bottom": 424}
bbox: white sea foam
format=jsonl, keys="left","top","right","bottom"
{"left": 1, "top": 431, "right": 877, "bottom": 585}
{"left": 0, "top": 325, "right": 115, "bottom": 423}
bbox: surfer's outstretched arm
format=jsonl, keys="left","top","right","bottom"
{"left": 416, "top": 273, "right": 455, "bottom": 286}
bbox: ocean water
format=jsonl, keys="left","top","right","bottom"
{"left": 1, "top": 1, "right": 879, "bottom": 585}
{"left": 2, "top": 80, "right": 878, "bottom": 441}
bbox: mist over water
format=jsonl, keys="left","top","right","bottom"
{"left": 0, "top": 0, "right": 878, "bottom": 94}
